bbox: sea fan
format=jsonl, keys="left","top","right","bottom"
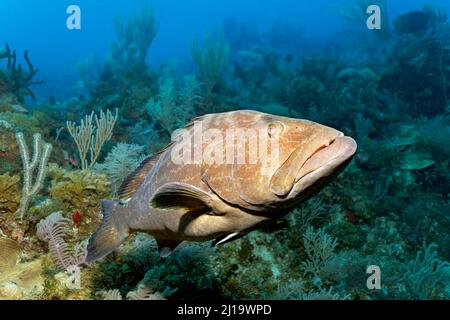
{"left": 36, "top": 212, "right": 87, "bottom": 270}
{"left": 146, "top": 78, "right": 196, "bottom": 134}
{"left": 99, "top": 289, "right": 123, "bottom": 300}
{"left": 99, "top": 285, "right": 166, "bottom": 300}
{"left": 126, "top": 285, "right": 155, "bottom": 300}
{"left": 404, "top": 243, "right": 450, "bottom": 299}
{"left": 301, "top": 226, "right": 338, "bottom": 279}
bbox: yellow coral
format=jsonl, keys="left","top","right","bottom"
{"left": 46, "top": 163, "right": 66, "bottom": 183}
{"left": 50, "top": 170, "right": 110, "bottom": 236}
{"left": 0, "top": 174, "right": 20, "bottom": 216}
{"left": 0, "top": 127, "right": 20, "bottom": 174}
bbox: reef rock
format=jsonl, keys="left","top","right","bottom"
{"left": 0, "top": 281, "right": 23, "bottom": 300}
{"left": 0, "top": 258, "right": 45, "bottom": 299}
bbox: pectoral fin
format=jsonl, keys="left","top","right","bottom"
{"left": 150, "top": 183, "right": 219, "bottom": 215}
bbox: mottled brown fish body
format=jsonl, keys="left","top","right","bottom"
{"left": 86, "top": 110, "right": 357, "bottom": 262}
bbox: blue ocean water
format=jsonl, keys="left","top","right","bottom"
{"left": 0, "top": 0, "right": 448, "bottom": 100}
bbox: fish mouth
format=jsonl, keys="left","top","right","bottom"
{"left": 289, "top": 135, "right": 357, "bottom": 197}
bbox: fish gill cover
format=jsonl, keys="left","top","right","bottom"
{"left": 0, "top": 0, "right": 449, "bottom": 301}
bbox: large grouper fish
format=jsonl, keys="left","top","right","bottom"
{"left": 86, "top": 110, "right": 357, "bottom": 262}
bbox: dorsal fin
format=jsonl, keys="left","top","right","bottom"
{"left": 118, "top": 155, "right": 159, "bottom": 202}
{"left": 118, "top": 141, "right": 177, "bottom": 202}
{"left": 180, "top": 114, "right": 212, "bottom": 131}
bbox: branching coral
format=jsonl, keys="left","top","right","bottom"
{"left": 15, "top": 132, "right": 52, "bottom": 220}
{"left": 301, "top": 226, "right": 338, "bottom": 279}
{"left": 403, "top": 243, "right": 450, "bottom": 299}
{"left": 146, "top": 77, "right": 197, "bottom": 135}
{"left": 111, "top": 5, "right": 158, "bottom": 71}
{"left": 0, "top": 112, "right": 41, "bottom": 138}
{"left": 0, "top": 43, "right": 43, "bottom": 102}
{"left": 192, "top": 33, "right": 230, "bottom": 95}
{"left": 0, "top": 117, "right": 13, "bottom": 130}
{"left": 289, "top": 198, "right": 327, "bottom": 234}
{"left": 179, "top": 75, "right": 202, "bottom": 112}
{"left": 67, "top": 109, "right": 118, "bottom": 170}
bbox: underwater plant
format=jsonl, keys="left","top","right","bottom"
{"left": 192, "top": 32, "right": 230, "bottom": 96}
{"left": 142, "top": 243, "right": 215, "bottom": 299}
{"left": 67, "top": 109, "right": 118, "bottom": 170}
{"left": 301, "top": 226, "right": 338, "bottom": 281}
{"left": 94, "top": 143, "right": 146, "bottom": 195}
{"left": 289, "top": 198, "right": 328, "bottom": 234}
{"left": 300, "top": 287, "right": 350, "bottom": 300}
{"left": 0, "top": 43, "right": 43, "bottom": 102}
{"left": 15, "top": 132, "right": 52, "bottom": 220}
{"left": 403, "top": 243, "right": 450, "bottom": 299}
{"left": 146, "top": 77, "right": 197, "bottom": 135}
{"left": 179, "top": 75, "right": 202, "bottom": 113}
{"left": 108, "top": 4, "right": 158, "bottom": 86}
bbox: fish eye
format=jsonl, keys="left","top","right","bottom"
{"left": 267, "top": 122, "right": 284, "bottom": 138}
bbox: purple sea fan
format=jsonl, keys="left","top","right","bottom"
{"left": 36, "top": 211, "right": 87, "bottom": 270}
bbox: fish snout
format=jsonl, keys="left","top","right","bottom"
{"left": 296, "top": 136, "right": 357, "bottom": 180}
{"left": 289, "top": 135, "right": 357, "bottom": 198}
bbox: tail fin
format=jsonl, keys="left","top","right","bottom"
{"left": 86, "top": 200, "right": 130, "bottom": 263}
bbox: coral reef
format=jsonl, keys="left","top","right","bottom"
{"left": 402, "top": 243, "right": 450, "bottom": 299}
{"left": 1, "top": 3, "right": 449, "bottom": 301}
{"left": 0, "top": 174, "right": 20, "bottom": 217}
{"left": 49, "top": 170, "right": 110, "bottom": 237}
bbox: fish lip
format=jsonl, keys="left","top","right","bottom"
{"left": 294, "top": 135, "right": 357, "bottom": 184}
